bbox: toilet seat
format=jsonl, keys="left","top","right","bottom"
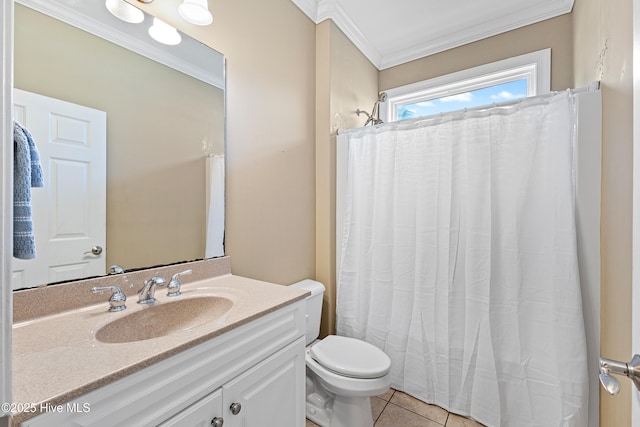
{"left": 310, "top": 335, "right": 391, "bottom": 379}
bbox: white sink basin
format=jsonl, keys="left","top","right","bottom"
{"left": 95, "top": 296, "right": 233, "bottom": 344}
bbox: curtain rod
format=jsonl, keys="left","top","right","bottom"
{"left": 338, "top": 81, "right": 601, "bottom": 136}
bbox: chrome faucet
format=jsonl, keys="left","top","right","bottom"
{"left": 138, "top": 276, "right": 166, "bottom": 304}
{"left": 108, "top": 264, "right": 125, "bottom": 274}
{"left": 167, "top": 269, "right": 192, "bottom": 297}
{"left": 91, "top": 285, "right": 126, "bottom": 312}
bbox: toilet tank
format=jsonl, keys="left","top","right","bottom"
{"left": 290, "top": 279, "right": 325, "bottom": 345}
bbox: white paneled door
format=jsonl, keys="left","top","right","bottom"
{"left": 12, "top": 89, "right": 106, "bottom": 289}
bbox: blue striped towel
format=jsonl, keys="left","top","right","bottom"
{"left": 14, "top": 121, "right": 44, "bottom": 259}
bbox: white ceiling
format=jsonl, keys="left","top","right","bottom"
{"left": 292, "top": 0, "right": 574, "bottom": 70}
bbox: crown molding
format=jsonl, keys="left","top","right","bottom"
{"left": 292, "top": 0, "right": 382, "bottom": 67}
{"left": 290, "top": 0, "right": 318, "bottom": 22}
{"left": 379, "top": 0, "right": 574, "bottom": 69}
{"left": 317, "top": 0, "right": 383, "bottom": 67}
{"left": 291, "top": 0, "right": 574, "bottom": 70}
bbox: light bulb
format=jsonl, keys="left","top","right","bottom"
{"left": 105, "top": 0, "right": 144, "bottom": 24}
{"left": 148, "top": 18, "right": 182, "bottom": 45}
{"left": 178, "top": 0, "right": 213, "bottom": 26}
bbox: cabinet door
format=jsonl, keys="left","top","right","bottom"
{"left": 223, "top": 337, "right": 305, "bottom": 427}
{"left": 159, "top": 389, "right": 224, "bottom": 427}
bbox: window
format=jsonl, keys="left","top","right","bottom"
{"left": 381, "top": 49, "right": 551, "bottom": 122}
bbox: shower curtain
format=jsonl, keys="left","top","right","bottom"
{"left": 205, "top": 154, "right": 225, "bottom": 258}
{"left": 336, "top": 90, "right": 589, "bottom": 426}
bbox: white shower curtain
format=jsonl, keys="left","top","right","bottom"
{"left": 205, "top": 154, "right": 225, "bottom": 258}
{"left": 337, "top": 91, "right": 589, "bottom": 426}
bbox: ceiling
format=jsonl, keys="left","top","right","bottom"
{"left": 291, "top": 0, "right": 574, "bottom": 70}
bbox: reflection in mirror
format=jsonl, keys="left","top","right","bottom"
{"left": 12, "top": 0, "right": 225, "bottom": 290}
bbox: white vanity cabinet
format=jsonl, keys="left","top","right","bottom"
{"left": 19, "top": 300, "right": 306, "bottom": 427}
{"left": 159, "top": 339, "right": 305, "bottom": 427}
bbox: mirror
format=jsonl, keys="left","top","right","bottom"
{"left": 12, "top": 0, "right": 225, "bottom": 290}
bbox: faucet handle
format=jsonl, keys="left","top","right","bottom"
{"left": 91, "top": 286, "right": 126, "bottom": 312}
{"left": 167, "top": 269, "right": 192, "bottom": 297}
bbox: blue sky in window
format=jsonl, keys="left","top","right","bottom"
{"left": 397, "top": 79, "right": 528, "bottom": 120}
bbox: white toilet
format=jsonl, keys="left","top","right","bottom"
{"left": 291, "top": 279, "right": 391, "bottom": 427}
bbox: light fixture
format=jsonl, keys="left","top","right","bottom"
{"left": 148, "top": 17, "right": 182, "bottom": 45}
{"left": 105, "top": 0, "right": 145, "bottom": 24}
{"left": 178, "top": 0, "right": 213, "bottom": 26}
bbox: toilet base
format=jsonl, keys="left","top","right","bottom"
{"left": 305, "top": 370, "right": 375, "bottom": 427}
{"left": 305, "top": 390, "right": 331, "bottom": 426}
{"left": 306, "top": 392, "right": 374, "bottom": 427}
{"left": 332, "top": 395, "right": 374, "bottom": 427}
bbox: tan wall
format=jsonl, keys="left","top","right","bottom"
{"left": 211, "top": 0, "right": 317, "bottom": 284}
{"left": 134, "top": 0, "right": 318, "bottom": 285}
{"left": 573, "top": 0, "right": 634, "bottom": 424}
{"left": 14, "top": 5, "right": 224, "bottom": 276}
{"left": 315, "top": 21, "right": 378, "bottom": 336}
{"left": 379, "top": 13, "right": 574, "bottom": 92}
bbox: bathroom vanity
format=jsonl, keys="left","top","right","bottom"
{"left": 11, "top": 258, "right": 308, "bottom": 426}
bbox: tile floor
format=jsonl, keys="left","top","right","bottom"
{"left": 305, "top": 388, "right": 486, "bottom": 427}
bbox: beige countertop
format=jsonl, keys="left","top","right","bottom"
{"left": 11, "top": 268, "right": 307, "bottom": 425}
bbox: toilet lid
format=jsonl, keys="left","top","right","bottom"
{"left": 310, "top": 335, "right": 391, "bottom": 379}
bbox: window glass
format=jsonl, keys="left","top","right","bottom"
{"left": 381, "top": 49, "right": 550, "bottom": 123}
{"left": 397, "top": 79, "right": 528, "bottom": 120}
